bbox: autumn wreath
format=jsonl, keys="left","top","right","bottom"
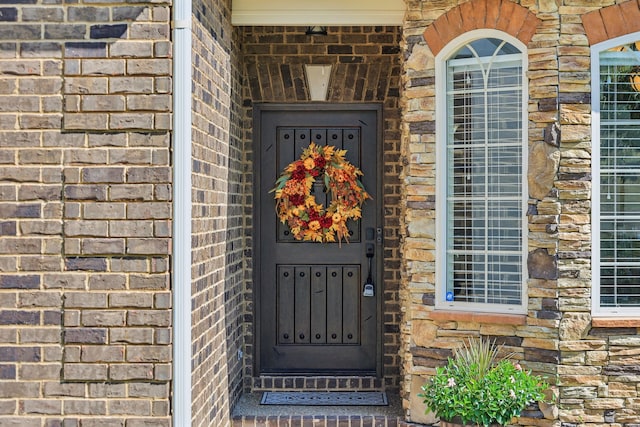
{"left": 272, "top": 142, "right": 370, "bottom": 243}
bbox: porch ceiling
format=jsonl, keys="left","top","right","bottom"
{"left": 231, "top": 0, "right": 405, "bottom": 26}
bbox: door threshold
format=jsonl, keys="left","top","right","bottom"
{"left": 250, "top": 375, "right": 383, "bottom": 391}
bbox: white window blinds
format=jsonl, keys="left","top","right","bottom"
{"left": 444, "top": 38, "right": 524, "bottom": 307}
{"left": 597, "top": 42, "right": 640, "bottom": 309}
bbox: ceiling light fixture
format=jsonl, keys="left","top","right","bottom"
{"left": 306, "top": 26, "right": 328, "bottom": 36}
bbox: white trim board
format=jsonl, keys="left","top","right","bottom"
{"left": 231, "top": 0, "right": 405, "bottom": 25}
{"left": 172, "top": 1, "right": 192, "bottom": 425}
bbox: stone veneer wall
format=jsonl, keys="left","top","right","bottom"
{"left": 191, "top": 0, "right": 246, "bottom": 425}
{"left": 401, "top": 0, "right": 640, "bottom": 426}
{"left": 240, "top": 25, "right": 403, "bottom": 390}
{"left": 0, "top": 0, "right": 173, "bottom": 425}
{"left": 572, "top": 3, "right": 640, "bottom": 427}
{"left": 401, "top": 0, "right": 559, "bottom": 424}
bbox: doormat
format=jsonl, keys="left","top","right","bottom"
{"left": 260, "top": 391, "right": 388, "bottom": 406}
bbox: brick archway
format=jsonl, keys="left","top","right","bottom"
{"left": 422, "top": 0, "right": 540, "bottom": 55}
{"left": 582, "top": 0, "right": 640, "bottom": 45}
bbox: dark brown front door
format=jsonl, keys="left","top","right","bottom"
{"left": 255, "top": 104, "right": 382, "bottom": 375}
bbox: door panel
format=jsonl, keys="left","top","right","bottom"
{"left": 256, "top": 104, "right": 381, "bottom": 375}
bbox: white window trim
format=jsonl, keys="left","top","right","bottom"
{"left": 591, "top": 31, "right": 640, "bottom": 317}
{"left": 435, "top": 29, "right": 528, "bottom": 315}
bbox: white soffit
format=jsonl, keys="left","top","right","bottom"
{"left": 231, "top": 0, "right": 406, "bottom": 26}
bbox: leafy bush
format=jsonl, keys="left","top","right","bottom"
{"left": 420, "top": 338, "right": 548, "bottom": 426}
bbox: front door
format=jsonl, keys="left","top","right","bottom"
{"left": 255, "top": 104, "right": 382, "bottom": 375}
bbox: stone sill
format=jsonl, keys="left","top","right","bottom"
{"left": 428, "top": 310, "right": 526, "bottom": 325}
{"left": 592, "top": 318, "right": 640, "bottom": 327}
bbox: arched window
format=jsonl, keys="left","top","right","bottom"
{"left": 435, "top": 31, "right": 528, "bottom": 314}
{"left": 592, "top": 32, "right": 640, "bottom": 316}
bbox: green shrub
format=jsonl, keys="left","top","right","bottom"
{"left": 420, "top": 338, "right": 548, "bottom": 426}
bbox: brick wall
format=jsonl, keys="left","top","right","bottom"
{"left": 191, "top": 0, "right": 246, "bottom": 425}
{"left": 1, "top": 1, "right": 172, "bottom": 425}
{"left": 240, "top": 25, "right": 403, "bottom": 391}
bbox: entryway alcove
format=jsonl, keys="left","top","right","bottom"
{"left": 230, "top": 7, "right": 405, "bottom": 424}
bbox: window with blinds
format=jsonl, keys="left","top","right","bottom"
{"left": 440, "top": 37, "right": 526, "bottom": 311}
{"left": 594, "top": 36, "right": 640, "bottom": 313}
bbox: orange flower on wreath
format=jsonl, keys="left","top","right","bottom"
{"left": 271, "top": 142, "right": 370, "bottom": 243}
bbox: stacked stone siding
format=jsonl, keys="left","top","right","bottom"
{"left": 191, "top": 0, "right": 246, "bottom": 425}
{"left": 240, "top": 25, "right": 403, "bottom": 391}
{"left": 401, "top": 0, "right": 556, "bottom": 424}
{"left": 401, "top": 0, "right": 640, "bottom": 426}
{"left": 1, "top": 1, "right": 172, "bottom": 424}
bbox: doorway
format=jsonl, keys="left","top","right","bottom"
{"left": 254, "top": 104, "right": 383, "bottom": 375}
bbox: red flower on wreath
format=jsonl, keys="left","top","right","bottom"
{"left": 271, "top": 142, "right": 370, "bottom": 243}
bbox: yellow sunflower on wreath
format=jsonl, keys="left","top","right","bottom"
{"left": 272, "top": 142, "right": 370, "bottom": 243}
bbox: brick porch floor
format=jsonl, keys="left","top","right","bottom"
{"left": 231, "top": 390, "right": 423, "bottom": 426}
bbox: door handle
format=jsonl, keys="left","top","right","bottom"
{"left": 366, "top": 243, "right": 374, "bottom": 257}
{"left": 363, "top": 244, "right": 375, "bottom": 297}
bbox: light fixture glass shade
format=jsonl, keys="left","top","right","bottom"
{"left": 306, "top": 26, "right": 327, "bottom": 36}
{"left": 304, "top": 64, "right": 332, "bottom": 101}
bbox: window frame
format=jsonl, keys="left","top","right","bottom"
{"left": 435, "top": 30, "right": 529, "bottom": 314}
{"left": 591, "top": 31, "right": 640, "bottom": 317}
